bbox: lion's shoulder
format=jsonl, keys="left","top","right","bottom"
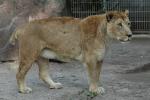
{"left": 80, "top": 15, "right": 107, "bottom": 40}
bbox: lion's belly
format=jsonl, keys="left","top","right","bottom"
{"left": 40, "top": 49, "right": 58, "bottom": 59}
{"left": 40, "top": 49, "right": 82, "bottom": 62}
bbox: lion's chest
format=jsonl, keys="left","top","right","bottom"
{"left": 94, "top": 48, "right": 106, "bottom": 61}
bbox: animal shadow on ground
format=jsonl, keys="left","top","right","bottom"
{"left": 125, "top": 63, "right": 150, "bottom": 73}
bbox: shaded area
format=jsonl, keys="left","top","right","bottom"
{"left": 125, "top": 63, "right": 150, "bottom": 73}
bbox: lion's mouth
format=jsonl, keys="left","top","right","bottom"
{"left": 118, "top": 37, "right": 132, "bottom": 42}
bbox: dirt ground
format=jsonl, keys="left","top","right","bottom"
{"left": 0, "top": 37, "right": 150, "bottom": 100}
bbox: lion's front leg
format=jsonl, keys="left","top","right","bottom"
{"left": 85, "top": 58, "right": 105, "bottom": 94}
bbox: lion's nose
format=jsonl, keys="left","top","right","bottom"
{"left": 127, "top": 34, "right": 132, "bottom": 38}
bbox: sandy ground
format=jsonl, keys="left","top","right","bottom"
{"left": 0, "top": 37, "right": 150, "bottom": 100}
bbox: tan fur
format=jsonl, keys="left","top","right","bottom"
{"left": 10, "top": 10, "right": 132, "bottom": 94}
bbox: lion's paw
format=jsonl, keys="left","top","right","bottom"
{"left": 89, "top": 86, "right": 105, "bottom": 94}
{"left": 97, "top": 87, "right": 105, "bottom": 94}
{"left": 19, "top": 87, "right": 32, "bottom": 94}
{"left": 49, "top": 82, "right": 63, "bottom": 89}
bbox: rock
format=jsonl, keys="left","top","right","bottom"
{"left": 0, "top": 0, "right": 66, "bottom": 62}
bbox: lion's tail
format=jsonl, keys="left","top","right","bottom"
{"left": 0, "top": 29, "right": 19, "bottom": 54}
{"left": 9, "top": 29, "right": 19, "bottom": 45}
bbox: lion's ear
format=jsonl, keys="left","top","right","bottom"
{"left": 124, "top": 9, "right": 129, "bottom": 16}
{"left": 106, "top": 12, "right": 114, "bottom": 22}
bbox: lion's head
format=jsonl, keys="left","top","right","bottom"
{"left": 106, "top": 10, "right": 132, "bottom": 42}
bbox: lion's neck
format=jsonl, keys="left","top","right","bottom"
{"left": 96, "top": 17, "right": 108, "bottom": 46}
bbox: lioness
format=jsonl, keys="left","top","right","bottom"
{"left": 9, "top": 10, "right": 132, "bottom": 94}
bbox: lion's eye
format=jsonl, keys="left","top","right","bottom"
{"left": 128, "top": 22, "right": 131, "bottom": 26}
{"left": 118, "top": 23, "right": 122, "bottom": 27}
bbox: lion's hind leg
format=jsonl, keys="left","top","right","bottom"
{"left": 37, "top": 57, "right": 63, "bottom": 89}
{"left": 16, "top": 60, "right": 33, "bottom": 93}
{"left": 16, "top": 39, "right": 42, "bottom": 93}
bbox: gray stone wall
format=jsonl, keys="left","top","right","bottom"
{"left": 0, "top": 0, "right": 66, "bottom": 61}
